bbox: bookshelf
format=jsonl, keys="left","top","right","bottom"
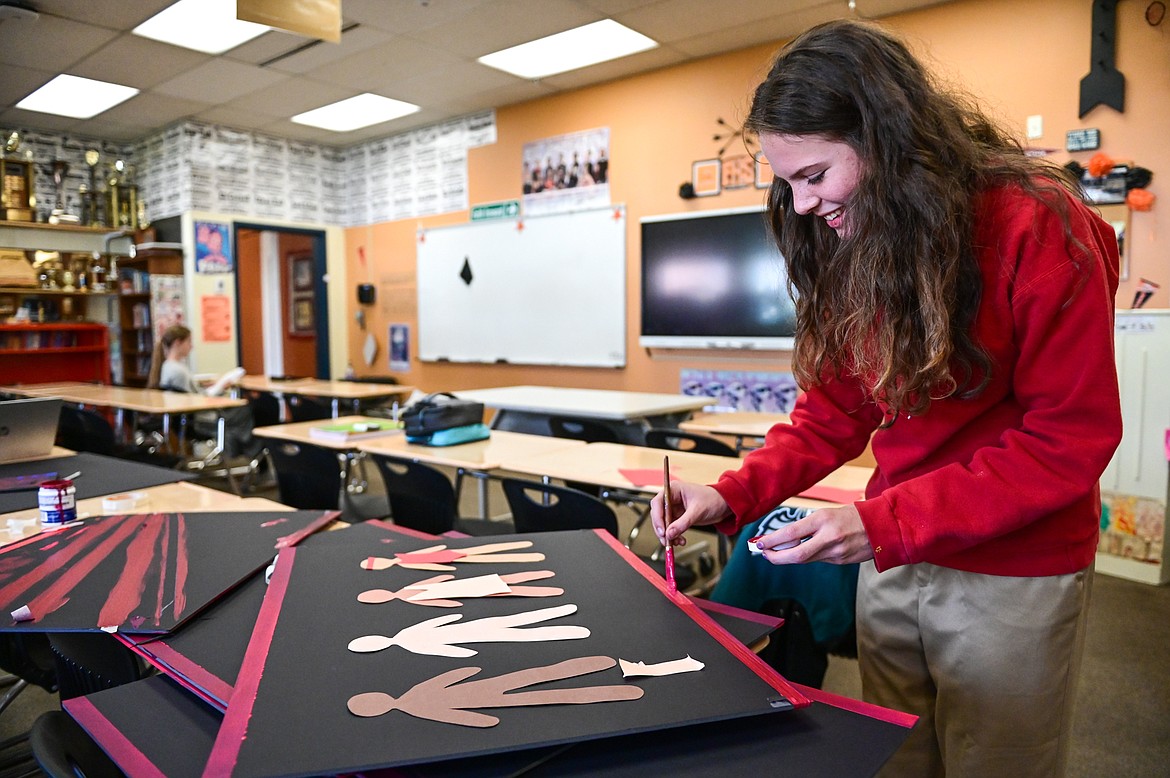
{"left": 117, "top": 242, "right": 183, "bottom": 386}
{"left": 0, "top": 322, "right": 111, "bottom": 384}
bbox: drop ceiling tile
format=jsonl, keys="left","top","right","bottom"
{"left": 0, "top": 13, "right": 118, "bottom": 70}
{"left": 0, "top": 64, "right": 55, "bottom": 106}
{"left": 69, "top": 34, "right": 212, "bottom": 90}
{"left": 306, "top": 36, "right": 462, "bottom": 94}
{"left": 409, "top": 0, "right": 601, "bottom": 59}
{"left": 25, "top": 0, "right": 172, "bottom": 29}
{"left": 538, "top": 45, "right": 688, "bottom": 90}
{"left": 194, "top": 105, "right": 282, "bottom": 133}
{"left": 618, "top": 0, "right": 824, "bottom": 44}
{"left": 227, "top": 29, "right": 317, "bottom": 65}
{"left": 265, "top": 24, "right": 392, "bottom": 74}
{"left": 68, "top": 117, "right": 156, "bottom": 143}
{"left": 223, "top": 76, "right": 355, "bottom": 117}
{"left": 339, "top": 0, "right": 492, "bottom": 35}
{"left": 0, "top": 107, "right": 81, "bottom": 133}
{"left": 98, "top": 91, "right": 210, "bottom": 127}
{"left": 153, "top": 58, "right": 288, "bottom": 103}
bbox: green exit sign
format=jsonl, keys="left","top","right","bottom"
{"left": 471, "top": 200, "right": 521, "bottom": 221}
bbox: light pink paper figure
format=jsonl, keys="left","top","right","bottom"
{"left": 358, "top": 571, "right": 563, "bottom": 608}
{"left": 360, "top": 541, "right": 544, "bottom": 572}
{"left": 347, "top": 603, "right": 588, "bottom": 657}
{"left": 347, "top": 655, "right": 643, "bottom": 727}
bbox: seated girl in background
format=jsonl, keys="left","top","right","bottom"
{"left": 147, "top": 324, "right": 261, "bottom": 460}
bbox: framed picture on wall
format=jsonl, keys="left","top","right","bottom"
{"left": 291, "top": 254, "right": 314, "bottom": 292}
{"left": 755, "top": 155, "right": 772, "bottom": 189}
{"left": 290, "top": 296, "right": 314, "bottom": 336}
{"left": 691, "top": 158, "right": 721, "bottom": 197}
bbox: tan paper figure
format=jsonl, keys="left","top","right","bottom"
{"left": 347, "top": 655, "right": 644, "bottom": 727}
{"left": 358, "top": 571, "right": 563, "bottom": 608}
{"left": 360, "top": 541, "right": 545, "bottom": 572}
{"left": 347, "top": 603, "right": 588, "bottom": 657}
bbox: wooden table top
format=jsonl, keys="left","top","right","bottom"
{"left": 499, "top": 441, "right": 872, "bottom": 507}
{"left": 239, "top": 376, "right": 413, "bottom": 401}
{"left": 355, "top": 429, "right": 587, "bottom": 471}
{"left": 253, "top": 415, "right": 404, "bottom": 451}
{"left": 454, "top": 385, "right": 710, "bottom": 421}
{"left": 680, "top": 411, "right": 792, "bottom": 438}
{"left": 0, "top": 481, "right": 290, "bottom": 547}
{"left": 3, "top": 383, "right": 245, "bottom": 413}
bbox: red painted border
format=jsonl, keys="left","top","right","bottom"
{"left": 591, "top": 529, "right": 810, "bottom": 710}
{"left": 276, "top": 510, "right": 340, "bottom": 548}
{"left": 692, "top": 597, "right": 783, "bottom": 628}
{"left": 64, "top": 697, "right": 168, "bottom": 778}
{"left": 202, "top": 545, "right": 297, "bottom": 777}
{"left": 789, "top": 682, "right": 918, "bottom": 728}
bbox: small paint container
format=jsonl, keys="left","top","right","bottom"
{"left": 38, "top": 479, "right": 77, "bottom": 526}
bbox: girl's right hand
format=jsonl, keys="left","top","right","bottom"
{"left": 649, "top": 481, "right": 734, "bottom": 548}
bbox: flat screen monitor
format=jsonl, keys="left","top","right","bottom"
{"left": 640, "top": 205, "right": 796, "bottom": 350}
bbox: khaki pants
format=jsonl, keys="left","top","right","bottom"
{"left": 856, "top": 561, "right": 1092, "bottom": 777}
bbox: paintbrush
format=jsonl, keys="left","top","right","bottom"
{"left": 662, "top": 455, "right": 676, "bottom": 595}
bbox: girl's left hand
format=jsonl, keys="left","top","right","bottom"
{"left": 751, "top": 504, "right": 874, "bottom": 565}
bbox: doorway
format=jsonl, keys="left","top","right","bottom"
{"left": 233, "top": 223, "right": 329, "bottom": 378}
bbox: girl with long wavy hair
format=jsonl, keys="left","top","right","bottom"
{"left": 653, "top": 20, "right": 1121, "bottom": 776}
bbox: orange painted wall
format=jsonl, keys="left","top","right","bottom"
{"left": 346, "top": 0, "right": 1169, "bottom": 394}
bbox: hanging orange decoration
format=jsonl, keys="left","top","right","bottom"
{"left": 1126, "top": 188, "right": 1155, "bottom": 211}
{"left": 1087, "top": 152, "right": 1115, "bottom": 177}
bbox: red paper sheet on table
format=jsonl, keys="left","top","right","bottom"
{"left": 797, "top": 485, "right": 865, "bottom": 504}
{"left": 619, "top": 468, "right": 663, "bottom": 487}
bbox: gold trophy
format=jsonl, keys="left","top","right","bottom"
{"left": 1, "top": 131, "right": 36, "bottom": 222}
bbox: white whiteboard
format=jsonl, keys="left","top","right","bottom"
{"left": 417, "top": 205, "right": 626, "bottom": 367}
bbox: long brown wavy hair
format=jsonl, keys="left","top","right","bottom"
{"left": 147, "top": 324, "right": 191, "bottom": 389}
{"left": 746, "top": 20, "right": 1084, "bottom": 420}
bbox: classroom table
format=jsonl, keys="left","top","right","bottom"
{"left": 681, "top": 410, "right": 792, "bottom": 451}
{"left": 1, "top": 481, "right": 290, "bottom": 548}
{"left": 2, "top": 381, "right": 246, "bottom": 456}
{"left": 237, "top": 376, "right": 414, "bottom": 419}
{"left": 455, "top": 385, "right": 711, "bottom": 444}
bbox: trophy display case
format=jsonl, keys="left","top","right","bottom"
{"left": 1, "top": 155, "right": 35, "bottom": 222}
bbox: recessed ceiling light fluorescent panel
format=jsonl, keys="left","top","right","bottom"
{"left": 291, "top": 93, "right": 421, "bottom": 132}
{"left": 478, "top": 19, "right": 658, "bottom": 80}
{"left": 16, "top": 75, "right": 139, "bottom": 119}
{"left": 133, "top": 0, "right": 271, "bottom": 55}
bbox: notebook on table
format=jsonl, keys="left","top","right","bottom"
{"left": 0, "top": 396, "right": 62, "bottom": 463}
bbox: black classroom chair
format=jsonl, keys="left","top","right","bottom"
{"left": 287, "top": 395, "right": 333, "bottom": 422}
{"left": 644, "top": 427, "right": 738, "bottom": 457}
{"left": 47, "top": 633, "right": 152, "bottom": 701}
{"left": 500, "top": 477, "right": 698, "bottom": 593}
{"left": 266, "top": 441, "right": 346, "bottom": 511}
{"left": 367, "top": 455, "right": 512, "bottom": 536}
{"left": 29, "top": 711, "right": 126, "bottom": 778}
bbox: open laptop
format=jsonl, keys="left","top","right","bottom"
{"left": 0, "top": 396, "right": 63, "bottom": 463}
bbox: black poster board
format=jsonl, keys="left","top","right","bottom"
{"left": 0, "top": 510, "right": 335, "bottom": 633}
{"left": 68, "top": 664, "right": 912, "bottom": 778}
{"left": 208, "top": 529, "right": 808, "bottom": 777}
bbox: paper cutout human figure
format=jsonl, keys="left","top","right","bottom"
{"left": 358, "top": 571, "right": 563, "bottom": 608}
{"left": 347, "top": 655, "right": 643, "bottom": 727}
{"left": 618, "top": 655, "right": 705, "bottom": 677}
{"left": 360, "top": 541, "right": 545, "bottom": 572}
{"left": 348, "top": 603, "right": 588, "bottom": 657}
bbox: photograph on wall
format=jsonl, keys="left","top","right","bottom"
{"left": 521, "top": 127, "right": 610, "bottom": 216}
{"left": 680, "top": 369, "right": 798, "bottom": 413}
{"left": 1081, "top": 164, "right": 1129, "bottom": 205}
{"left": 195, "top": 221, "right": 233, "bottom": 274}
{"left": 389, "top": 323, "right": 410, "bottom": 371}
{"left": 290, "top": 297, "right": 314, "bottom": 336}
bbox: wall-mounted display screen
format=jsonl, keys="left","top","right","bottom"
{"left": 640, "top": 206, "right": 795, "bottom": 350}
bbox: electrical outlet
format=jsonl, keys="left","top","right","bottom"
{"left": 1026, "top": 115, "right": 1043, "bottom": 140}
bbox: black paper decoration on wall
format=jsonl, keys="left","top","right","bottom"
{"left": 1079, "top": 0, "right": 1125, "bottom": 117}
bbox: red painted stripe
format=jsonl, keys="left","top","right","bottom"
{"left": 98, "top": 513, "right": 165, "bottom": 628}
{"left": 692, "top": 597, "right": 783, "bottom": 628}
{"left": 0, "top": 514, "right": 128, "bottom": 609}
{"left": 152, "top": 515, "right": 171, "bottom": 627}
{"left": 275, "top": 510, "right": 340, "bottom": 548}
{"left": 592, "top": 528, "right": 811, "bottom": 710}
{"left": 173, "top": 513, "right": 189, "bottom": 620}
{"left": 23, "top": 514, "right": 149, "bottom": 623}
{"left": 63, "top": 697, "right": 168, "bottom": 778}
{"left": 788, "top": 682, "right": 918, "bottom": 728}
{"left": 203, "top": 546, "right": 297, "bottom": 778}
